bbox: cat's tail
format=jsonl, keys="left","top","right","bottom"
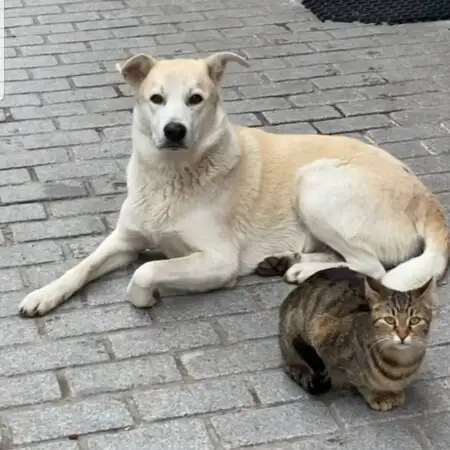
{"left": 382, "top": 196, "right": 449, "bottom": 291}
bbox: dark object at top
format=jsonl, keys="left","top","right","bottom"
{"left": 302, "top": 0, "right": 450, "bottom": 25}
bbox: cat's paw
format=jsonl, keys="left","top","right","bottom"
{"left": 363, "top": 391, "right": 405, "bottom": 411}
{"left": 285, "top": 365, "right": 331, "bottom": 396}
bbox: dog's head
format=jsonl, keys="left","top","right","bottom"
{"left": 117, "top": 52, "right": 249, "bottom": 158}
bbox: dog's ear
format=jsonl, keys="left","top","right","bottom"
{"left": 204, "top": 52, "right": 249, "bottom": 84}
{"left": 116, "top": 54, "right": 158, "bottom": 89}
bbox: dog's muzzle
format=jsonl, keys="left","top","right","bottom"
{"left": 162, "top": 122, "right": 187, "bottom": 150}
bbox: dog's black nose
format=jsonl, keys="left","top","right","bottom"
{"left": 164, "top": 122, "right": 187, "bottom": 143}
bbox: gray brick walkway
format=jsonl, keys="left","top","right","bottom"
{"left": 1, "top": 0, "right": 450, "bottom": 448}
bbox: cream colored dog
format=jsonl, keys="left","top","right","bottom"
{"left": 19, "top": 51, "right": 448, "bottom": 317}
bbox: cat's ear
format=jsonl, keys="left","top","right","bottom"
{"left": 411, "top": 277, "right": 435, "bottom": 299}
{"left": 411, "top": 277, "right": 437, "bottom": 311}
{"left": 364, "top": 276, "right": 387, "bottom": 303}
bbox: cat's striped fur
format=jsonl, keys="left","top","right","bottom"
{"left": 275, "top": 264, "right": 436, "bottom": 411}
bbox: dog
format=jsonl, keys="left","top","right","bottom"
{"left": 19, "top": 51, "right": 448, "bottom": 317}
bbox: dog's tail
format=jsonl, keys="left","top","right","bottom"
{"left": 382, "top": 196, "right": 449, "bottom": 291}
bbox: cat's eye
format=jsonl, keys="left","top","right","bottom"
{"left": 409, "top": 317, "right": 421, "bottom": 325}
{"left": 188, "top": 94, "right": 203, "bottom": 105}
{"left": 384, "top": 316, "right": 396, "bottom": 325}
{"left": 150, "top": 94, "right": 164, "bottom": 105}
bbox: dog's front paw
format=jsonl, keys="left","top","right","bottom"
{"left": 19, "top": 285, "right": 63, "bottom": 317}
{"left": 126, "top": 279, "right": 160, "bottom": 308}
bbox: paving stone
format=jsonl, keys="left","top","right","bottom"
{"left": 0, "top": 168, "right": 30, "bottom": 186}
{"left": 67, "top": 235, "right": 106, "bottom": 259}
{"left": 429, "top": 310, "right": 450, "bottom": 346}
{"left": 49, "top": 194, "right": 124, "bottom": 217}
{"left": 247, "top": 369, "right": 307, "bottom": 405}
{"left": 71, "top": 141, "right": 131, "bottom": 159}
{"left": 419, "top": 412, "right": 450, "bottom": 449}
{"left": 5, "top": 78, "right": 70, "bottom": 95}
{"left": 84, "top": 97, "right": 135, "bottom": 113}
{"left": 0, "top": 292, "right": 28, "bottom": 318}
{"left": 218, "top": 310, "right": 278, "bottom": 343}
{"left": 336, "top": 97, "right": 417, "bottom": 117}
{"left": 35, "top": 159, "right": 120, "bottom": 182}
{"left": 154, "top": 286, "right": 262, "bottom": 323}
{"left": 4, "top": 54, "right": 57, "bottom": 70}
{"left": 0, "top": 269, "right": 24, "bottom": 292}
{"left": 330, "top": 379, "right": 450, "bottom": 426}
{"left": 421, "top": 136, "right": 450, "bottom": 155}
{"left": 0, "top": 372, "right": 61, "bottom": 409}
{"left": 0, "top": 241, "right": 63, "bottom": 268}
{"left": 86, "top": 419, "right": 213, "bottom": 450}
{"left": 11, "top": 216, "right": 105, "bottom": 242}
{"left": 0, "top": 316, "right": 39, "bottom": 347}
{"left": 90, "top": 174, "right": 127, "bottom": 195}
{"left": 0, "top": 119, "right": 55, "bottom": 136}
{"left": 58, "top": 111, "right": 132, "bottom": 130}
{"left": 22, "top": 42, "right": 87, "bottom": 56}
{"left": 0, "top": 149, "right": 68, "bottom": 168}
{"left": 314, "top": 115, "right": 393, "bottom": 134}
{"left": 263, "top": 106, "right": 341, "bottom": 125}
{"left": 181, "top": 338, "right": 282, "bottom": 379}
{"left": 15, "top": 442, "right": 78, "bottom": 450}
{"left": 263, "top": 123, "right": 317, "bottom": 134}
{"left": 0, "top": 181, "right": 87, "bottom": 204}
{"left": 0, "top": 93, "right": 41, "bottom": 108}
{"left": 419, "top": 345, "right": 450, "bottom": 379}
{"left": 229, "top": 113, "right": 262, "bottom": 127}
{"left": 211, "top": 403, "right": 338, "bottom": 448}
{"left": 108, "top": 322, "right": 220, "bottom": 358}
{"left": 22, "top": 260, "right": 82, "bottom": 289}
{"left": 240, "top": 81, "right": 314, "bottom": 99}
{"left": 0, "top": 337, "right": 109, "bottom": 376}
{"left": 4, "top": 397, "right": 133, "bottom": 445}
{"left": 242, "top": 422, "right": 423, "bottom": 449}
{"left": 37, "top": 11, "right": 100, "bottom": 24}
{"left": 43, "top": 303, "right": 152, "bottom": 338}
{"left": 66, "top": 355, "right": 181, "bottom": 396}
{"left": 133, "top": 375, "right": 254, "bottom": 421}
{"left": 20, "top": 130, "right": 101, "bottom": 149}
{"left": 403, "top": 154, "right": 450, "bottom": 176}
{"left": 368, "top": 124, "right": 449, "bottom": 143}
{"left": 42, "top": 86, "right": 118, "bottom": 103}
{"left": 382, "top": 141, "right": 430, "bottom": 159}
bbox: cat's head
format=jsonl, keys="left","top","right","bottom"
{"left": 364, "top": 276, "right": 436, "bottom": 352}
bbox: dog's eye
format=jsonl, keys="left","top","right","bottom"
{"left": 384, "top": 316, "right": 395, "bottom": 325}
{"left": 188, "top": 94, "right": 203, "bottom": 105}
{"left": 150, "top": 94, "right": 164, "bottom": 105}
{"left": 409, "top": 316, "right": 421, "bottom": 326}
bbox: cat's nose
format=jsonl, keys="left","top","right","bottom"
{"left": 397, "top": 329, "right": 409, "bottom": 342}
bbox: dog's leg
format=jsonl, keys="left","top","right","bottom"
{"left": 126, "top": 251, "right": 238, "bottom": 308}
{"left": 19, "top": 228, "right": 145, "bottom": 317}
{"left": 285, "top": 261, "right": 349, "bottom": 284}
{"left": 256, "top": 251, "right": 343, "bottom": 278}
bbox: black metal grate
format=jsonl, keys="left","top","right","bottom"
{"left": 302, "top": 0, "right": 450, "bottom": 25}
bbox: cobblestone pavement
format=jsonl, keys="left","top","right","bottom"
{"left": 1, "top": 0, "right": 450, "bottom": 448}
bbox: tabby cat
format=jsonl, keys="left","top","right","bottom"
{"left": 267, "top": 261, "right": 436, "bottom": 411}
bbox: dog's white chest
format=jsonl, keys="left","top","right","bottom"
{"left": 129, "top": 190, "right": 226, "bottom": 258}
